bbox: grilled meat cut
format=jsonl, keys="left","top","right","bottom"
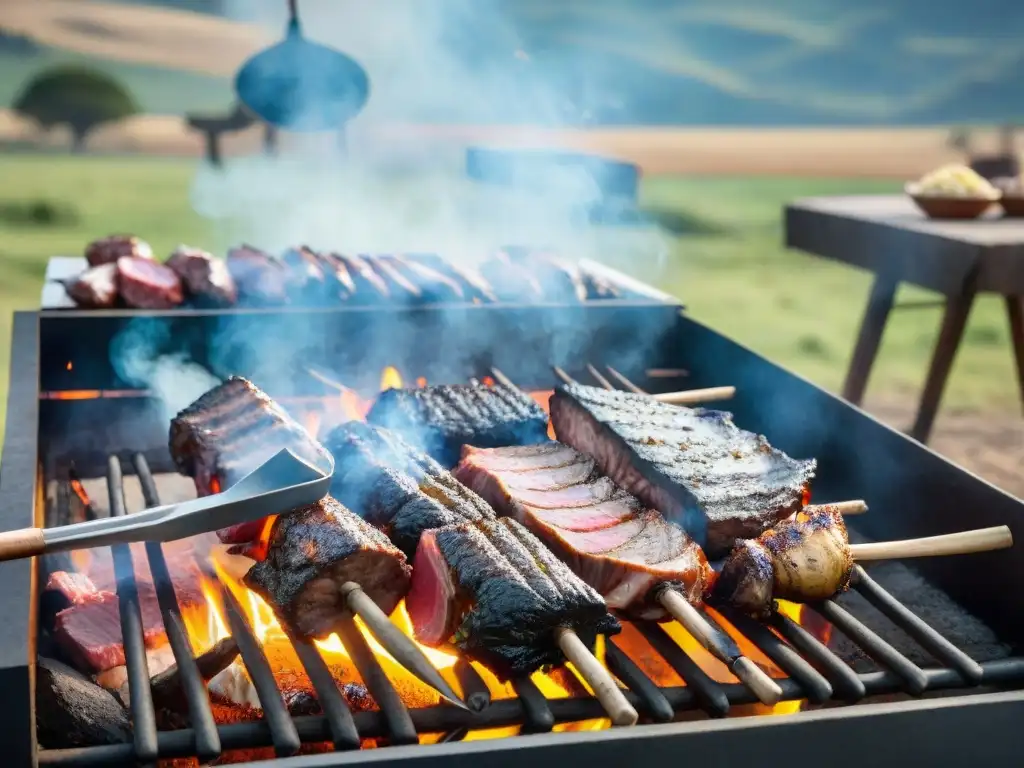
{"left": 245, "top": 496, "right": 412, "bottom": 638}
{"left": 402, "top": 253, "right": 497, "bottom": 304}
{"left": 456, "top": 442, "right": 712, "bottom": 619}
{"left": 169, "top": 376, "right": 333, "bottom": 543}
{"left": 377, "top": 255, "right": 465, "bottom": 303}
{"left": 116, "top": 257, "right": 184, "bottom": 309}
{"left": 550, "top": 383, "right": 817, "bottom": 557}
{"left": 85, "top": 235, "right": 153, "bottom": 267}
{"left": 167, "top": 246, "right": 238, "bottom": 307}
{"left": 335, "top": 253, "right": 391, "bottom": 303}
{"left": 407, "top": 517, "right": 619, "bottom": 677}
{"left": 715, "top": 505, "right": 852, "bottom": 619}
{"left": 324, "top": 421, "right": 493, "bottom": 556}
{"left": 281, "top": 246, "right": 330, "bottom": 303}
{"left": 324, "top": 422, "right": 619, "bottom": 677}
{"left": 366, "top": 382, "right": 550, "bottom": 467}
{"left": 226, "top": 245, "right": 289, "bottom": 305}
{"left": 65, "top": 263, "right": 118, "bottom": 308}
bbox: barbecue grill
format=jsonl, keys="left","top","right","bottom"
{"left": 4, "top": 272, "right": 1024, "bottom": 767}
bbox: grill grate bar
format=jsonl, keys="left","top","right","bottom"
{"left": 218, "top": 582, "right": 303, "bottom": 756}
{"left": 605, "top": 639, "right": 674, "bottom": 721}
{"left": 851, "top": 565, "right": 985, "bottom": 685}
{"left": 812, "top": 600, "right": 929, "bottom": 695}
{"left": 511, "top": 676, "right": 555, "bottom": 733}
{"left": 288, "top": 635, "right": 362, "bottom": 750}
{"left": 334, "top": 612, "right": 418, "bottom": 745}
{"left": 635, "top": 622, "right": 730, "bottom": 717}
{"left": 452, "top": 659, "right": 492, "bottom": 712}
{"left": 716, "top": 608, "right": 833, "bottom": 704}
{"left": 768, "top": 611, "right": 867, "bottom": 701}
{"left": 131, "top": 453, "right": 222, "bottom": 760}
{"left": 105, "top": 456, "right": 160, "bottom": 764}
{"left": 39, "top": 657, "right": 1024, "bottom": 766}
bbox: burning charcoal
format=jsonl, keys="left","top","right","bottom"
{"left": 244, "top": 496, "right": 412, "bottom": 638}
{"left": 116, "top": 256, "right": 184, "bottom": 309}
{"left": 166, "top": 245, "right": 237, "bottom": 307}
{"left": 64, "top": 263, "right": 118, "bottom": 308}
{"left": 376, "top": 255, "right": 465, "bottom": 304}
{"left": 456, "top": 442, "right": 712, "bottom": 619}
{"left": 209, "top": 658, "right": 260, "bottom": 708}
{"left": 333, "top": 253, "right": 391, "bottom": 303}
{"left": 284, "top": 689, "right": 321, "bottom": 716}
{"left": 85, "top": 234, "right": 153, "bottom": 267}
{"left": 36, "top": 657, "right": 131, "bottom": 748}
{"left": 150, "top": 637, "right": 240, "bottom": 712}
{"left": 169, "top": 376, "right": 332, "bottom": 543}
{"left": 550, "top": 383, "right": 817, "bottom": 557}
{"left": 402, "top": 253, "right": 498, "bottom": 304}
{"left": 366, "top": 382, "right": 550, "bottom": 468}
{"left": 407, "top": 517, "right": 619, "bottom": 679}
{"left": 227, "top": 244, "right": 290, "bottom": 305}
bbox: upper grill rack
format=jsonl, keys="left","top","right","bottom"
{"left": 38, "top": 379, "right": 1024, "bottom": 767}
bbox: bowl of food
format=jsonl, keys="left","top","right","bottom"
{"left": 993, "top": 176, "right": 1024, "bottom": 217}
{"left": 905, "top": 164, "right": 1001, "bottom": 219}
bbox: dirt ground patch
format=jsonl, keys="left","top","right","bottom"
{"left": 863, "top": 396, "right": 1024, "bottom": 501}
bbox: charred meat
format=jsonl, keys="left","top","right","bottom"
{"left": 334, "top": 253, "right": 391, "bottom": 303}
{"left": 366, "top": 382, "right": 550, "bottom": 467}
{"left": 325, "top": 422, "right": 619, "bottom": 677}
{"left": 167, "top": 246, "right": 237, "bottom": 307}
{"left": 64, "top": 263, "right": 118, "bottom": 308}
{"left": 117, "top": 257, "right": 184, "bottom": 309}
{"left": 550, "top": 383, "right": 816, "bottom": 557}
{"left": 715, "top": 505, "right": 852, "bottom": 619}
{"left": 169, "top": 376, "right": 333, "bottom": 543}
{"left": 85, "top": 234, "right": 153, "bottom": 267}
{"left": 402, "top": 253, "right": 498, "bottom": 304}
{"left": 324, "top": 421, "right": 493, "bottom": 556}
{"left": 376, "top": 255, "right": 465, "bottom": 304}
{"left": 456, "top": 442, "right": 712, "bottom": 619}
{"left": 245, "top": 496, "right": 412, "bottom": 638}
{"left": 407, "top": 517, "right": 619, "bottom": 678}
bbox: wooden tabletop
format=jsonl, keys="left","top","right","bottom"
{"left": 785, "top": 195, "right": 1024, "bottom": 295}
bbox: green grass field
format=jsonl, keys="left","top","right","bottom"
{"left": 0, "top": 154, "right": 1019, "bottom": 448}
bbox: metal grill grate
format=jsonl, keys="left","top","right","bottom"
{"left": 36, "top": 449, "right": 1024, "bottom": 766}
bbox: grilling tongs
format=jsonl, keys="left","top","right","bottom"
{"left": 0, "top": 449, "right": 330, "bottom": 561}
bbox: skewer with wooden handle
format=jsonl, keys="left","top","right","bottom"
{"left": 593, "top": 364, "right": 735, "bottom": 406}
{"left": 849, "top": 526, "right": 1013, "bottom": 561}
{"left": 531, "top": 366, "right": 781, "bottom": 705}
{"left": 554, "top": 628, "right": 638, "bottom": 727}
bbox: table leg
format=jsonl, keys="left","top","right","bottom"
{"left": 1006, "top": 295, "right": 1024, "bottom": 413}
{"left": 842, "top": 274, "right": 898, "bottom": 405}
{"left": 909, "top": 289, "right": 978, "bottom": 444}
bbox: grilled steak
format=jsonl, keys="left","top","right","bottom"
{"left": 325, "top": 421, "right": 493, "bottom": 556}
{"left": 402, "top": 254, "right": 497, "bottom": 304}
{"left": 456, "top": 442, "right": 712, "bottom": 618}
{"left": 550, "top": 383, "right": 816, "bottom": 557}
{"left": 407, "top": 517, "right": 618, "bottom": 678}
{"left": 245, "top": 497, "right": 412, "bottom": 638}
{"left": 478, "top": 250, "right": 545, "bottom": 302}
{"left": 280, "top": 246, "right": 329, "bottom": 303}
{"left": 311, "top": 251, "right": 357, "bottom": 302}
{"left": 334, "top": 253, "right": 391, "bottom": 303}
{"left": 65, "top": 263, "right": 118, "bottom": 308}
{"left": 325, "top": 422, "right": 618, "bottom": 678}
{"left": 85, "top": 234, "right": 153, "bottom": 267}
{"left": 227, "top": 244, "right": 289, "bottom": 305}
{"left": 366, "top": 382, "right": 550, "bottom": 467}
{"left": 116, "top": 257, "right": 184, "bottom": 309}
{"left": 376, "top": 255, "right": 465, "bottom": 304}
{"left": 367, "top": 255, "right": 422, "bottom": 303}
{"left": 501, "top": 248, "right": 587, "bottom": 303}
{"left": 166, "top": 246, "right": 237, "bottom": 307}
{"left": 169, "top": 376, "right": 333, "bottom": 543}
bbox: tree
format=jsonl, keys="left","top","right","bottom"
{"left": 13, "top": 66, "right": 139, "bottom": 152}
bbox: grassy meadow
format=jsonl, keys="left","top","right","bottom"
{"left": 0, "top": 153, "right": 1020, "bottom": 446}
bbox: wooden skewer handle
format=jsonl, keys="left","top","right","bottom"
{"left": 0, "top": 528, "right": 45, "bottom": 561}
{"left": 806, "top": 500, "right": 868, "bottom": 516}
{"left": 850, "top": 526, "right": 1013, "bottom": 562}
{"left": 652, "top": 386, "right": 736, "bottom": 405}
{"left": 555, "top": 628, "right": 638, "bottom": 727}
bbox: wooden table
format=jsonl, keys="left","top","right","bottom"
{"left": 785, "top": 194, "right": 1024, "bottom": 444}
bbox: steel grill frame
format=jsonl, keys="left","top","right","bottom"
{"left": 4, "top": 302, "right": 1024, "bottom": 766}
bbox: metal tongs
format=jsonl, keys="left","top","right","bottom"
{"left": 0, "top": 449, "right": 331, "bottom": 562}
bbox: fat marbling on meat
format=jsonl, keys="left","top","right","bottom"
{"left": 550, "top": 383, "right": 816, "bottom": 557}
{"left": 456, "top": 442, "right": 712, "bottom": 619}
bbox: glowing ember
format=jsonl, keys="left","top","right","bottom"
{"left": 66, "top": 361, "right": 73, "bottom": 371}
{"left": 416, "top": 376, "right": 427, "bottom": 388}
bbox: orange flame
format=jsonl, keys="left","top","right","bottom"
{"left": 380, "top": 366, "right": 403, "bottom": 391}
